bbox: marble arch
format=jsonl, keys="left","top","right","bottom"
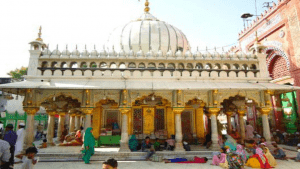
{"left": 38, "top": 92, "right": 82, "bottom": 106}
{"left": 265, "top": 47, "right": 290, "bottom": 70}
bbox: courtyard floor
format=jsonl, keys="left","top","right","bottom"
{"left": 14, "top": 159, "right": 300, "bottom": 169}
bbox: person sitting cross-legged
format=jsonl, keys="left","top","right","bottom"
{"left": 142, "top": 136, "right": 155, "bottom": 160}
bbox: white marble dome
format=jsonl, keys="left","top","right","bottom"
{"left": 106, "top": 12, "right": 190, "bottom": 56}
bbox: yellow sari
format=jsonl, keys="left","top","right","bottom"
{"left": 264, "top": 147, "right": 277, "bottom": 167}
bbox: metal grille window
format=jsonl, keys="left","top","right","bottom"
{"left": 133, "top": 109, "right": 143, "bottom": 134}
{"left": 155, "top": 109, "right": 165, "bottom": 131}
{"left": 105, "top": 110, "right": 119, "bottom": 129}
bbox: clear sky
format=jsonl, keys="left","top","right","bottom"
{"left": 0, "top": 0, "right": 269, "bottom": 77}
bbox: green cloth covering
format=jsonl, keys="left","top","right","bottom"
{"left": 129, "top": 135, "right": 138, "bottom": 151}
{"left": 154, "top": 141, "right": 160, "bottom": 150}
{"left": 82, "top": 127, "right": 95, "bottom": 164}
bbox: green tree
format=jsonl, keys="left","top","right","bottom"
{"left": 7, "top": 67, "right": 27, "bottom": 82}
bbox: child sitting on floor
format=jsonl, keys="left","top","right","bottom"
{"left": 38, "top": 139, "right": 47, "bottom": 148}
{"left": 16, "top": 147, "right": 38, "bottom": 169}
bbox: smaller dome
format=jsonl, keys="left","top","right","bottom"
{"left": 136, "top": 47, "right": 144, "bottom": 58}
{"left": 51, "top": 45, "right": 61, "bottom": 57}
{"left": 118, "top": 46, "right": 126, "bottom": 58}
{"left": 156, "top": 50, "right": 163, "bottom": 58}
{"left": 62, "top": 45, "right": 71, "bottom": 57}
{"left": 185, "top": 48, "right": 193, "bottom": 58}
{"left": 99, "top": 45, "right": 107, "bottom": 57}
{"left": 194, "top": 47, "right": 201, "bottom": 59}
{"left": 108, "top": 46, "right": 116, "bottom": 57}
{"left": 206, "top": 52, "right": 212, "bottom": 59}
{"left": 71, "top": 45, "right": 80, "bottom": 57}
{"left": 128, "top": 49, "right": 135, "bottom": 58}
{"left": 175, "top": 50, "right": 183, "bottom": 58}
{"left": 166, "top": 49, "right": 173, "bottom": 58}
{"left": 146, "top": 47, "right": 155, "bottom": 58}
{"left": 91, "top": 45, "right": 99, "bottom": 58}
{"left": 42, "top": 45, "right": 51, "bottom": 57}
{"left": 81, "top": 45, "right": 90, "bottom": 58}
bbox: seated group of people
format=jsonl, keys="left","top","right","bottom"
{"left": 129, "top": 135, "right": 191, "bottom": 151}
{"left": 58, "top": 130, "right": 83, "bottom": 146}
{"left": 212, "top": 135, "right": 300, "bottom": 168}
{"left": 129, "top": 135, "right": 191, "bottom": 160}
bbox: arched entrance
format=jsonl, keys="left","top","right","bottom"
{"left": 184, "top": 98, "right": 206, "bottom": 143}
{"left": 132, "top": 93, "right": 171, "bottom": 139}
{"left": 93, "top": 99, "right": 119, "bottom": 141}
{"left": 221, "top": 95, "right": 259, "bottom": 142}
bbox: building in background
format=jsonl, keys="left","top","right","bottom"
{"left": 236, "top": 0, "right": 300, "bottom": 132}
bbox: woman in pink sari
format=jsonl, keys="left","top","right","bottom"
{"left": 212, "top": 148, "right": 227, "bottom": 166}
{"left": 236, "top": 144, "right": 247, "bottom": 162}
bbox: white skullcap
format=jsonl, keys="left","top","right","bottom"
{"left": 19, "top": 123, "right": 25, "bottom": 126}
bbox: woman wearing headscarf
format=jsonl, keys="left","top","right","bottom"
{"left": 246, "top": 148, "right": 272, "bottom": 168}
{"left": 212, "top": 147, "right": 228, "bottom": 168}
{"left": 224, "top": 135, "right": 237, "bottom": 151}
{"left": 236, "top": 144, "right": 247, "bottom": 163}
{"left": 82, "top": 127, "right": 95, "bottom": 164}
{"left": 129, "top": 135, "right": 139, "bottom": 151}
{"left": 263, "top": 147, "right": 277, "bottom": 167}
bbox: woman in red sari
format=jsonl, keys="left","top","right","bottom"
{"left": 246, "top": 148, "right": 273, "bottom": 168}
{"left": 230, "top": 129, "right": 241, "bottom": 140}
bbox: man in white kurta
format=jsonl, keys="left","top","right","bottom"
{"left": 15, "top": 123, "right": 25, "bottom": 155}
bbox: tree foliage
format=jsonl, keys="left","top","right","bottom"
{"left": 7, "top": 67, "right": 27, "bottom": 82}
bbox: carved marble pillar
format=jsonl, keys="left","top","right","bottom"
{"left": 173, "top": 108, "right": 185, "bottom": 152}
{"left": 69, "top": 114, "right": 76, "bottom": 133}
{"left": 258, "top": 107, "right": 272, "bottom": 143}
{"left": 23, "top": 107, "right": 39, "bottom": 149}
{"left": 83, "top": 108, "right": 93, "bottom": 130}
{"left": 119, "top": 108, "right": 131, "bottom": 152}
{"left": 75, "top": 115, "right": 81, "bottom": 130}
{"left": 208, "top": 108, "right": 221, "bottom": 150}
{"left": 226, "top": 111, "right": 233, "bottom": 134}
{"left": 238, "top": 110, "right": 246, "bottom": 143}
{"left": 46, "top": 111, "right": 56, "bottom": 146}
{"left": 57, "top": 112, "right": 66, "bottom": 142}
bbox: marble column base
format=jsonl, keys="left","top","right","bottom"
{"left": 174, "top": 142, "right": 185, "bottom": 152}
{"left": 210, "top": 143, "right": 221, "bottom": 151}
{"left": 118, "top": 142, "right": 131, "bottom": 152}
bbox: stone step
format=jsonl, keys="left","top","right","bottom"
{"left": 37, "top": 151, "right": 214, "bottom": 162}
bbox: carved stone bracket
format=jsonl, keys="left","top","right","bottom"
{"left": 24, "top": 107, "right": 39, "bottom": 115}
{"left": 173, "top": 108, "right": 185, "bottom": 114}
{"left": 257, "top": 107, "right": 272, "bottom": 115}
{"left": 81, "top": 108, "right": 94, "bottom": 115}
{"left": 207, "top": 108, "right": 221, "bottom": 116}
{"left": 119, "top": 108, "right": 131, "bottom": 114}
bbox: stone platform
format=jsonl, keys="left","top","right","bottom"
{"left": 36, "top": 146, "right": 214, "bottom": 162}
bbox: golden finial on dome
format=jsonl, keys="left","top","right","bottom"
{"left": 36, "top": 26, "right": 43, "bottom": 41}
{"left": 144, "top": 0, "right": 150, "bottom": 13}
